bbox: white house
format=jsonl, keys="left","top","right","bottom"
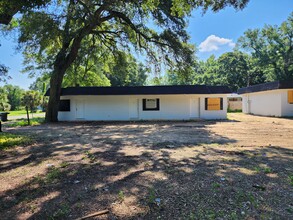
{"left": 45, "top": 85, "right": 231, "bottom": 121}
{"left": 238, "top": 81, "right": 293, "bottom": 117}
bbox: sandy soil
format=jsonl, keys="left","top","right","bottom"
{"left": 0, "top": 113, "right": 293, "bottom": 219}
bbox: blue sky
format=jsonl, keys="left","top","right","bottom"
{"left": 0, "top": 0, "right": 292, "bottom": 89}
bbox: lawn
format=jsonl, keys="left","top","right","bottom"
{"left": 0, "top": 113, "right": 292, "bottom": 219}
{"left": 8, "top": 110, "right": 43, "bottom": 116}
{"left": 5, "top": 117, "right": 45, "bottom": 127}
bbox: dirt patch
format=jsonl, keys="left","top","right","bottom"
{"left": 0, "top": 113, "right": 293, "bottom": 219}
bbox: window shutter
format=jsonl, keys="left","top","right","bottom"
{"left": 205, "top": 98, "right": 208, "bottom": 110}
{"left": 220, "top": 98, "right": 223, "bottom": 110}
{"left": 288, "top": 91, "right": 293, "bottom": 104}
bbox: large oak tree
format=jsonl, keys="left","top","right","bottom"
{"left": 12, "top": 0, "right": 249, "bottom": 122}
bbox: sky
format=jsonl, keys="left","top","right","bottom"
{"left": 0, "top": 0, "right": 292, "bottom": 90}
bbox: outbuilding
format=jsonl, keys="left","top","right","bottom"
{"left": 238, "top": 80, "right": 293, "bottom": 117}
{"left": 45, "top": 85, "right": 231, "bottom": 121}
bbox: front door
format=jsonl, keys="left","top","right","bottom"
{"left": 129, "top": 98, "right": 139, "bottom": 119}
{"left": 190, "top": 98, "right": 199, "bottom": 118}
{"left": 76, "top": 100, "right": 84, "bottom": 119}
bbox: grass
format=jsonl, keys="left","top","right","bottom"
{"left": 8, "top": 110, "right": 43, "bottom": 116}
{"left": 49, "top": 203, "right": 70, "bottom": 220}
{"left": 45, "top": 167, "right": 62, "bottom": 184}
{"left": 0, "top": 133, "right": 33, "bottom": 150}
{"left": 5, "top": 117, "right": 45, "bottom": 127}
{"left": 118, "top": 190, "right": 125, "bottom": 201}
{"left": 289, "top": 175, "right": 293, "bottom": 186}
{"left": 227, "top": 109, "right": 242, "bottom": 113}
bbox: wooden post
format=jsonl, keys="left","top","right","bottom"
{"left": 0, "top": 120, "right": 2, "bottom": 132}
{"left": 26, "top": 106, "right": 30, "bottom": 125}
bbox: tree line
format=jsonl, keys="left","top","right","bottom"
{"left": 25, "top": 10, "right": 293, "bottom": 94}
{"left": 152, "top": 12, "right": 293, "bottom": 92}
{"left": 0, "top": 85, "right": 43, "bottom": 112}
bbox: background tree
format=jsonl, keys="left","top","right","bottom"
{"left": 193, "top": 55, "right": 220, "bottom": 85}
{"left": 21, "top": 90, "right": 42, "bottom": 113}
{"left": 237, "top": 12, "right": 293, "bottom": 81}
{"left": 105, "top": 52, "right": 149, "bottom": 86}
{"left": 217, "top": 51, "right": 250, "bottom": 92}
{"left": 3, "top": 85, "right": 24, "bottom": 110}
{"left": 12, "top": 0, "right": 248, "bottom": 122}
{"left": 0, "top": 87, "right": 10, "bottom": 111}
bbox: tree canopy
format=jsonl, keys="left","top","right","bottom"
{"left": 238, "top": 12, "right": 293, "bottom": 81}
{"left": 0, "top": 0, "right": 50, "bottom": 25}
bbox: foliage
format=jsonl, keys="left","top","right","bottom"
{"left": 237, "top": 12, "right": 293, "bottom": 81}
{"left": 192, "top": 55, "right": 220, "bottom": 86}
{"left": 0, "top": 132, "right": 33, "bottom": 150}
{"left": 2, "top": 85, "right": 25, "bottom": 110}
{"left": 105, "top": 52, "right": 149, "bottom": 86}
{"left": 21, "top": 90, "right": 42, "bottom": 112}
{"left": 0, "top": 64, "right": 10, "bottom": 83}
{"left": 0, "top": 87, "right": 11, "bottom": 111}
{"left": 5, "top": 117, "right": 44, "bottom": 127}
{"left": 0, "top": 0, "right": 50, "bottom": 25}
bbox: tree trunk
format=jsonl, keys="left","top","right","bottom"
{"left": 45, "top": 67, "right": 66, "bottom": 122}
{"left": 45, "top": 35, "right": 86, "bottom": 122}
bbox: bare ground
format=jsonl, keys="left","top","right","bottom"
{"left": 0, "top": 113, "right": 293, "bottom": 219}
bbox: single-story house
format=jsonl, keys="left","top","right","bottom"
{"left": 45, "top": 85, "right": 231, "bottom": 121}
{"left": 238, "top": 80, "right": 293, "bottom": 117}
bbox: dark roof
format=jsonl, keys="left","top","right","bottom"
{"left": 238, "top": 80, "right": 293, "bottom": 94}
{"left": 45, "top": 85, "right": 231, "bottom": 96}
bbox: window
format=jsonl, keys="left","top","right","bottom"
{"left": 205, "top": 98, "right": 223, "bottom": 111}
{"left": 59, "top": 100, "right": 70, "bottom": 111}
{"left": 143, "top": 98, "right": 160, "bottom": 111}
{"left": 288, "top": 90, "right": 293, "bottom": 104}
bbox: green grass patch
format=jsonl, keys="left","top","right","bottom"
{"left": 45, "top": 167, "right": 62, "bottom": 184}
{"left": 0, "top": 133, "right": 33, "bottom": 150}
{"left": 8, "top": 110, "right": 43, "bottom": 116}
{"left": 6, "top": 117, "right": 45, "bottom": 127}
{"left": 228, "top": 109, "right": 242, "bottom": 113}
{"left": 289, "top": 175, "right": 293, "bottom": 186}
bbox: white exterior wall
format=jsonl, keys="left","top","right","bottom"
{"left": 58, "top": 94, "right": 227, "bottom": 121}
{"left": 281, "top": 89, "right": 293, "bottom": 116}
{"left": 199, "top": 96, "right": 227, "bottom": 120}
{"left": 241, "top": 89, "right": 293, "bottom": 117}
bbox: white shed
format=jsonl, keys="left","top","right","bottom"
{"left": 238, "top": 81, "right": 293, "bottom": 117}
{"left": 45, "top": 85, "right": 231, "bottom": 121}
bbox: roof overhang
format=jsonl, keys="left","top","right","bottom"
{"left": 45, "top": 85, "right": 232, "bottom": 96}
{"left": 238, "top": 80, "right": 293, "bottom": 94}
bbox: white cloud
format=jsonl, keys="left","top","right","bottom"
{"left": 199, "top": 35, "right": 235, "bottom": 52}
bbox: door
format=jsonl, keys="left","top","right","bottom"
{"left": 190, "top": 98, "right": 199, "bottom": 118}
{"left": 76, "top": 100, "right": 84, "bottom": 119}
{"left": 129, "top": 98, "right": 139, "bottom": 119}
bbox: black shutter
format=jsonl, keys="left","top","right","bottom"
{"left": 156, "top": 98, "right": 160, "bottom": 110}
{"left": 220, "top": 98, "right": 223, "bottom": 110}
{"left": 205, "top": 98, "right": 208, "bottom": 110}
{"left": 142, "top": 99, "right": 146, "bottom": 110}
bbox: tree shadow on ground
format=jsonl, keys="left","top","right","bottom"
{"left": 0, "top": 121, "right": 292, "bottom": 219}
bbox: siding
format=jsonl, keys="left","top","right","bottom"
{"left": 242, "top": 90, "right": 283, "bottom": 116}
{"left": 58, "top": 94, "right": 227, "bottom": 121}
